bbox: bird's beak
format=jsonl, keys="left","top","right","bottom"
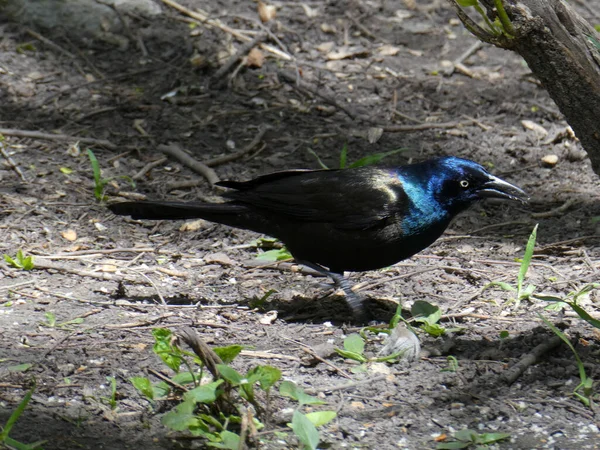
{"left": 478, "top": 174, "right": 529, "bottom": 204}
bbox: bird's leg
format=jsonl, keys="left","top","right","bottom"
{"left": 296, "top": 260, "right": 366, "bottom": 320}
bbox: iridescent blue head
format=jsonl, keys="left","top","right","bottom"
{"left": 426, "top": 156, "right": 528, "bottom": 213}
{"left": 398, "top": 156, "right": 528, "bottom": 219}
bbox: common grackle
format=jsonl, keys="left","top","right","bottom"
{"left": 108, "top": 156, "right": 528, "bottom": 319}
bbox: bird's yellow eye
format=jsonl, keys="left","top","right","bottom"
{"left": 460, "top": 180, "right": 469, "bottom": 188}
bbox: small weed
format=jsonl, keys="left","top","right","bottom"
{"left": 0, "top": 384, "right": 46, "bottom": 449}
{"left": 41, "top": 312, "right": 84, "bottom": 330}
{"left": 436, "top": 428, "right": 511, "bottom": 449}
{"left": 102, "top": 376, "right": 118, "bottom": 410}
{"left": 538, "top": 314, "right": 597, "bottom": 407}
{"left": 483, "top": 224, "right": 538, "bottom": 308}
{"left": 455, "top": 0, "right": 514, "bottom": 38}
{"left": 441, "top": 356, "right": 459, "bottom": 373}
{"left": 308, "top": 144, "right": 406, "bottom": 170}
{"left": 536, "top": 284, "right": 600, "bottom": 329}
{"left": 131, "top": 328, "right": 336, "bottom": 449}
{"left": 88, "top": 149, "right": 135, "bottom": 202}
{"left": 4, "top": 250, "right": 34, "bottom": 270}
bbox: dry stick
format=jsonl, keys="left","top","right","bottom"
{"left": 0, "top": 280, "right": 36, "bottom": 291}
{"left": 304, "top": 374, "right": 388, "bottom": 395}
{"left": 25, "top": 28, "right": 76, "bottom": 59}
{"left": 211, "top": 32, "right": 267, "bottom": 82}
{"left": 178, "top": 327, "right": 224, "bottom": 380}
{"left": 0, "top": 141, "right": 28, "bottom": 182}
{"left": 531, "top": 198, "right": 577, "bottom": 219}
{"left": 443, "top": 40, "right": 484, "bottom": 76}
{"left": 165, "top": 127, "right": 269, "bottom": 191}
{"left": 33, "top": 258, "right": 141, "bottom": 283}
{"left": 203, "top": 126, "right": 270, "bottom": 166}
{"left": 278, "top": 70, "right": 473, "bottom": 131}
{"left": 0, "top": 128, "right": 117, "bottom": 149}
{"left": 501, "top": 335, "right": 562, "bottom": 385}
{"left": 132, "top": 157, "right": 168, "bottom": 181}
{"left": 278, "top": 70, "right": 363, "bottom": 121}
{"left": 161, "top": 0, "right": 291, "bottom": 60}
{"left": 48, "top": 247, "right": 155, "bottom": 257}
{"left": 158, "top": 143, "right": 220, "bottom": 186}
{"left": 300, "top": 347, "right": 352, "bottom": 379}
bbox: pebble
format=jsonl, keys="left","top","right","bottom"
{"left": 541, "top": 154, "right": 559, "bottom": 167}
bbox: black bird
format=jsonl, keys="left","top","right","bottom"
{"left": 108, "top": 156, "right": 528, "bottom": 319}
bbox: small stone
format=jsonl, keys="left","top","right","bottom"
{"left": 541, "top": 154, "right": 559, "bottom": 167}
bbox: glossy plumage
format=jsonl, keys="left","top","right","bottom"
{"left": 108, "top": 156, "right": 528, "bottom": 319}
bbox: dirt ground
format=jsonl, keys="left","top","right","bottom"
{"left": 1, "top": 0, "right": 600, "bottom": 449}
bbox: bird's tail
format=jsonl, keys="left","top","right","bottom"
{"left": 108, "top": 201, "right": 248, "bottom": 222}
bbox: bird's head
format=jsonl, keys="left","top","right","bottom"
{"left": 425, "top": 156, "right": 529, "bottom": 214}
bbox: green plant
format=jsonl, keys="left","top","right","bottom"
{"left": 130, "top": 328, "right": 335, "bottom": 449}
{"left": 102, "top": 376, "right": 118, "bottom": 410}
{"left": 279, "top": 381, "right": 337, "bottom": 450}
{"left": 536, "top": 284, "right": 600, "bottom": 329}
{"left": 455, "top": 0, "right": 514, "bottom": 38}
{"left": 88, "top": 149, "right": 135, "bottom": 202}
{"left": 538, "top": 314, "right": 596, "bottom": 407}
{"left": 41, "top": 312, "right": 84, "bottom": 330}
{"left": 441, "top": 356, "right": 459, "bottom": 373}
{"left": 0, "top": 384, "right": 46, "bottom": 449}
{"left": 483, "top": 224, "right": 538, "bottom": 308}
{"left": 4, "top": 250, "right": 34, "bottom": 270}
{"left": 308, "top": 144, "right": 406, "bottom": 170}
{"left": 436, "top": 428, "right": 511, "bottom": 449}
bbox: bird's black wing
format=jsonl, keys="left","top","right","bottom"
{"left": 220, "top": 167, "right": 410, "bottom": 230}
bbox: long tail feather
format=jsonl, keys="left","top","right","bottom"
{"left": 108, "top": 201, "right": 247, "bottom": 221}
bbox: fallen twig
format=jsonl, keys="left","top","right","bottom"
{"left": 0, "top": 140, "right": 28, "bottom": 182}
{"left": 161, "top": 0, "right": 291, "bottom": 60}
{"left": 0, "top": 128, "right": 117, "bottom": 149}
{"left": 531, "top": 199, "right": 576, "bottom": 219}
{"left": 132, "top": 157, "right": 168, "bottom": 180}
{"left": 501, "top": 335, "right": 562, "bottom": 384}
{"left": 159, "top": 143, "right": 220, "bottom": 186}
{"left": 203, "top": 126, "right": 270, "bottom": 167}
{"left": 211, "top": 32, "right": 267, "bottom": 83}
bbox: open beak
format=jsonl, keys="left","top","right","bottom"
{"left": 478, "top": 174, "right": 529, "bottom": 204}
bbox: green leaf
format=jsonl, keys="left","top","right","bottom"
{"left": 334, "top": 348, "right": 368, "bottom": 363}
{"left": 213, "top": 345, "right": 243, "bottom": 364}
{"left": 279, "top": 381, "right": 325, "bottom": 405}
{"left": 130, "top": 377, "right": 154, "bottom": 400}
{"left": 306, "top": 148, "right": 329, "bottom": 170}
{"left": 304, "top": 411, "right": 337, "bottom": 427}
{"left": 499, "top": 330, "right": 509, "bottom": 339}
{"left": 152, "top": 328, "right": 182, "bottom": 372}
{"left": 455, "top": 0, "right": 479, "bottom": 6}
{"left": 343, "top": 333, "right": 365, "bottom": 354}
{"left": 421, "top": 323, "right": 446, "bottom": 337}
{"left": 246, "top": 365, "right": 282, "bottom": 391}
{"left": 453, "top": 429, "right": 478, "bottom": 442}
{"left": 255, "top": 248, "right": 293, "bottom": 262}
{"left": 517, "top": 224, "right": 538, "bottom": 292}
{"left": 538, "top": 313, "right": 589, "bottom": 395}
{"left": 436, "top": 441, "right": 471, "bottom": 449}
{"left": 8, "top": 363, "right": 32, "bottom": 372}
{"left": 161, "top": 398, "right": 199, "bottom": 431}
{"left": 565, "top": 302, "right": 600, "bottom": 329}
{"left": 0, "top": 384, "right": 35, "bottom": 442}
{"left": 411, "top": 300, "right": 442, "bottom": 325}
{"left": 184, "top": 380, "right": 223, "bottom": 404}
{"left": 291, "top": 410, "right": 320, "bottom": 450}
{"left": 475, "top": 431, "right": 511, "bottom": 444}
{"left": 347, "top": 148, "right": 407, "bottom": 169}
{"left": 60, "top": 167, "right": 74, "bottom": 174}
{"left": 339, "top": 143, "right": 348, "bottom": 169}
{"left": 207, "top": 430, "right": 241, "bottom": 449}
{"left": 216, "top": 364, "right": 243, "bottom": 385}
{"left": 45, "top": 312, "right": 56, "bottom": 327}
